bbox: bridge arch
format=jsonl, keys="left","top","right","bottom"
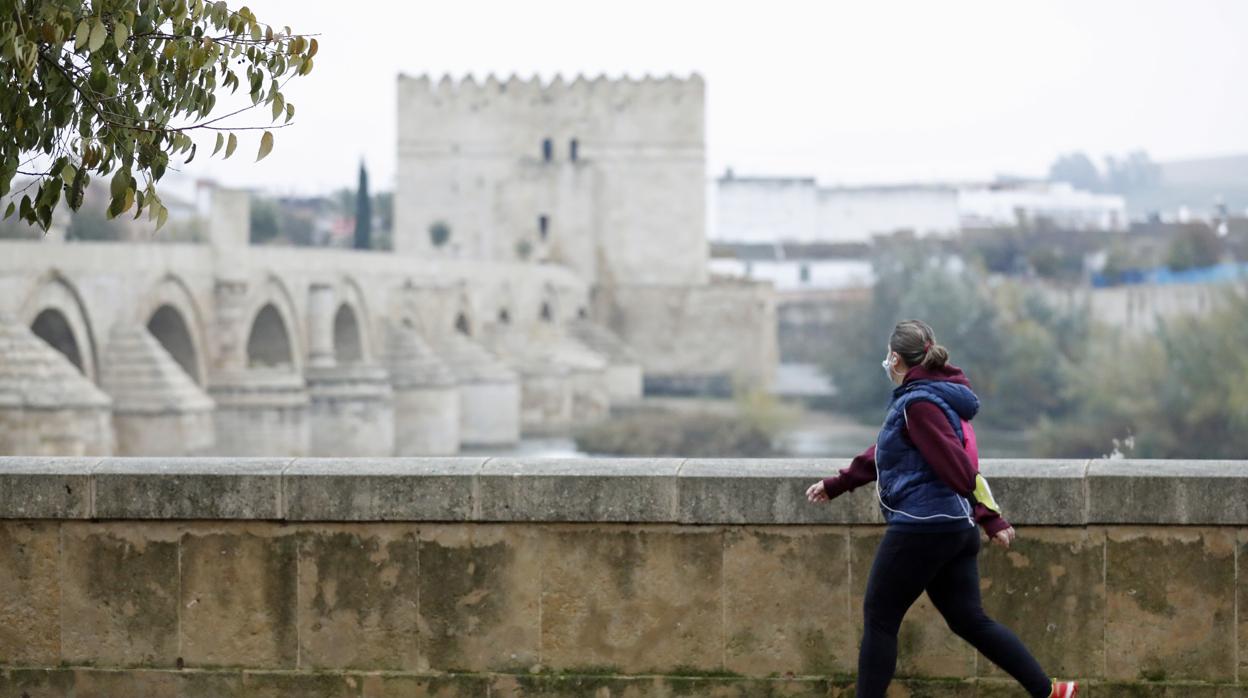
{"left": 332, "top": 276, "right": 372, "bottom": 364}
{"left": 244, "top": 276, "right": 304, "bottom": 373}
{"left": 20, "top": 271, "right": 100, "bottom": 382}
{"left": 143, "top": 274, "right": 209, "bottom": 386}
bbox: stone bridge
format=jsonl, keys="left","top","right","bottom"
{"left": 0, "top": 457, "right": 1242, "bottom": 696}
{"left": 0, "top": 190, "right": 670, "bottom": 458}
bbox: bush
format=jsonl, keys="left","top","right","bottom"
{"left": 1034, "top": 287, "right": 1248, "bottom": 458}
{"left": 573, "top": 411, "right": 783, "bottom": 457}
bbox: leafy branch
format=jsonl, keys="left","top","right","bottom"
{"left": 0, "top": 0, "right": 317, "bottom": 231}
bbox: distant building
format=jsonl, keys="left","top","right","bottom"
{"left": 958, "top": 181, "right": 1127, "bottom": 231}
{"left": 714, "top": 171, "right": 960, "bottom": 244}
{"left": 714, "top": 173, "right": 1127, "bottom": 247}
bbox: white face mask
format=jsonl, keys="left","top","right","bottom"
{"left": 881, "top": 352, "right": 897, "bottom": 382}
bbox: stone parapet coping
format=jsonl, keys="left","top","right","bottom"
{"left": 0, "top": 457, "right": 1244, "bottom": 525}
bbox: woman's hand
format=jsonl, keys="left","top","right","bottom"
{"left": 991, "top": 526, "right": 1016, "bottom": 549}
{"left": 806, "top": 480, "right": 829, "bottom": 503}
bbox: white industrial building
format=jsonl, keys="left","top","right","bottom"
{"left": 714, "top": 171, "right": 960, "bottom": 244}
{"left": 713, "top": 172, "right": 1128, "bottom": 245}
{"left": 958, "top": 181, "right": 1127, "bottom": 231}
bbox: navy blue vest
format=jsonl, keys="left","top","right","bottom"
{"left": 874, "top": 380, "right": 980, "bottom": 530}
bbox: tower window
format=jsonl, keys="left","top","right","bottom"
{"left": 569, "top": 138, "right": 579, "bottom": 162}
{"left": 538, "top": 214, "right": 549, "bottom": 240}
{"left": 542, "top": 138, "right": 553, "bottom": 162}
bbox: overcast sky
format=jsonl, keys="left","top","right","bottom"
{"left": 178, "top": 0, "right": 1248, "bottom": 195}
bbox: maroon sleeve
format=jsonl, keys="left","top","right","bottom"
{"left": 904, "top": 401, "right": 977, "bottom": 495}
{"left": 975, "top": 503, "right": 1012, "bottom": 537}
{"left": 906, "top": 401, "right": 1012, "bottom": 536}
{"left": 821, "top": 444, "right": 877, "bottom": 498}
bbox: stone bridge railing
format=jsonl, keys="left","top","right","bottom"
{"left": 0, "top": 457, "right": 1244, "bottom": 697}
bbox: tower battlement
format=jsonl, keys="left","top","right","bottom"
{"left": 398, "top": 72, "right": 704, "bottom": 104}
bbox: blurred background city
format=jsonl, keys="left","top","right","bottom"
{"left": 4, "top": 0, "right": 1247, "bottom": 461}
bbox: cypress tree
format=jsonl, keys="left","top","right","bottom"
{"left": 354, "top": 161, "right": 372, "bottom": 249}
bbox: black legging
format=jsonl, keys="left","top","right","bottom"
{"left": 857, "top": 526, "right": 1052, "bottom": 697}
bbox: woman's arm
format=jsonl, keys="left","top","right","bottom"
{"left": 905, "top": 401, "right": 1011, "bottom": 537}
{"left": 820, "top": 444, "right": 878, "bottom": 498}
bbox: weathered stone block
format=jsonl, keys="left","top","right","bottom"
{"left": 72, "top": 669, "right": 180, "bottom": 698}
{"left": 239, "top": 672, "right": 365, "bottom": 698}
{"left": 679, "top": 459, "right": 882, "bottom": 525}
{"left": 1105, "top": 527, "right": 1235, "bottom": 681}
{"left": 0, "top": 522, "right": 61, "bottom": 665}
{"left": 826, "top": 677, "right": 976, "bottom": 697}
{"left": 360, "top": 673, "right": 492, "bottom": 698}
{"left": 0, "top": 457, "right": 94, "bottom": 518}
{"left": 180, "top": 526, "right": 298, "bottom": 668}
{"left": 492, "top": 674, "right": 832, "bottom": 697}
{"left": 849, "top": 529, "right": 975, "bottom": 679}
{"left": 1088, "top": 460, "right": 1248, "bottom": 524}
{"left": 297, "top": 525, "right": 421, "bottom": 670}
{"left": 0, "top": 668, "right": 73, "bottom": 697}
{"left": 539, "top": 526, "right": 723, "bottom": 674}
{"left": 93, "top": 457, "right": 286, "bottom": 519}
{"left": 478, "top": 459, "right": 679, "bottom": 522}
{"left": 284, "top": 458, "right": 483, "bottom": 521}
{"left": 1236, "top": 528, "right": 1248, "bottom": 681}
{"left": 722, "top": 526, "right": 854, "bottom": 676}
{"left": 61, "top": 523, "right": 179, "bottom": 667}
{"left": 977, "top": 528, "right": 1105, "bottom": 680}
{"left": 1046, "top": 682, "right": 1243, "bottom": 697}
{"left": 178, "top": 671, "right": 244, "bottom": 698}
{"left": 418, "top": 524, "right": 541, "bottom": 672}
{"left": 978, "top": 460, "right": 1088, "bottom": 525}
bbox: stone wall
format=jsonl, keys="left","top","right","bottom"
{"left": 1, "top": 458, "right": 1245, "bottom": 697}
{"left": 595, "top": 279, "right": 778, "bottom": 394}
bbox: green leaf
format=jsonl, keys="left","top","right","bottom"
{"left": 3, "top": 202, "right": 14, "bottom": 219}
{"left": 308, "top": 37, "right": 318, "bottom": 58}
{"left": 110, "top": 169, "right": 130, "bottom": 199}
{"left": 256, "top": 130, "right": 273, "bottom": 161}
{"left": 107, "top": 193, "right": 125, "bottom": 219}
{"left": 224, "top": 132, "right": 237, "bottom": 159}
{"left": 74, "top": 19, "right": 90, "bottom": 50}
{"left": 156, "top": 202, "right": 169, "bottom": 230}
{"left": 212, "top": 132, "right": 224, "bottom": 156}
{"left": 271, "top": 93, "right": 283, "bottom": 121}
{"left": 87, "top": 19, "right": 106, "bottom": 53}
{"left": 185, "top": 142, "right": 197, "bottom": 164}
{"left": 114, "top": 22, "right": 130, "bottom": 49}
{"left": 284, "top": 102, "right": 294, "bottom": 124}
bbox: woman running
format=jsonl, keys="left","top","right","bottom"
{"left": 805, "top": 319, "right": 1078, "bottom": 698}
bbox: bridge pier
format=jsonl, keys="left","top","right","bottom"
{"left": 385, "top": 322, "right": 461, "bottom": 456}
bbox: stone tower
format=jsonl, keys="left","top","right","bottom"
{"left": 395, "top": 73, "right": 708, "bottom": 286}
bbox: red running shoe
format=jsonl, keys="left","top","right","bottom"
{"left": 1049, "top": 679, "right": 1079, "bottom": 697}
